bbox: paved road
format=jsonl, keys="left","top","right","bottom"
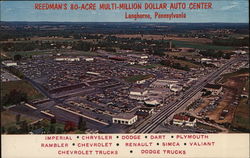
{"left": 132, "top": 57, "right": 242, "bottom": 133}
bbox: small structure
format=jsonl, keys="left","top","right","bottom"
{"left": 112, "top": 113, "right": 138, "bottom": 125}
{"left": 127, "top": 54, "right": 148, "bottom": 59}
{"left": 81, "top": 57, "right": 94, "bottom": 62}
{"left": 204, "top": 83, "right": 222, "bottom": 95}
{"left": 136, "top": 79, "right": 146, "bottom": 84}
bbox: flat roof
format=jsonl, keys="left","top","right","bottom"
{"left": 113, "top": 113, "right": 136, "bottom": 120}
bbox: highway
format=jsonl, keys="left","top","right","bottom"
{"left": 133, "top": 57, "right": 242, "bottom": 134}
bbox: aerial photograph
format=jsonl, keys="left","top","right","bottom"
{"left": 0, "top": 2, "right": 249, "bottom": 135}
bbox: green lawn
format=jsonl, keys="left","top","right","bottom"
{"left": 232, "top": 98, "right": 250, "bottom": 130}
{"left": 5, "top": 50, "right": 53, "bottom": 58}
{"left": 1, "top": 111, "right": 37, "bottom": 128}
{"left": 173, "top": 40, "right": 235, "bottom": 50}
{"left": 1, "top": 80, "right": 44, "bottom": 101}
{"left": 219, "top": 68, "right": 249, "bottom": 83}
{"left": 173, "top": 59, "right": 200, "bottom": 68}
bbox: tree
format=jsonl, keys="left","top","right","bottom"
{"left": 7, "top": 126, "right": 18, "bottom": 134}
{"left": 78, "top": 117, "right": 86, "bottom": 131}
{"left": 1, "top": 126, "right": 6, "bottom": 134}
{"left": 49, "top": 124, "right": 56, "bottom": 134}
{"left": 13, "top": 54, "right": 22, "bottom": 61}
{"left": 64, "top": 121, "right": 76, "bottom": 132}
{"left": 2, "top": 89, "right": 28, "bottom": 106}
{"left": 19, "top": 121, "right": 29, "bottom": 134}
{"left": 50, "top": 118, "right": 56, "bottom": 124}
{"left": 56, "top": 128, "right": 63, "bottom": 134}
{"left": 16, "top": 114, "right": 21, "bottom": 124}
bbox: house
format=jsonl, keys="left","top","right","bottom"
{"left": 112, "top": 113, "right": 138, "bottom": 125}
{"left": 204, "top": 83, "right": 223, "bottom": 95}
{"left": 172, "top": 114, "right": 196, "bottom": 127}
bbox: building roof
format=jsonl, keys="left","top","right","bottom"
{"left": 204, "top": 84, "right": 222, "bottom": 90}
{"left": 135, "top": 111, "right": 149, "bottom": 117}
{"left": 173, "top": 114, "right": 189, "bottom": 121}
{"left": 113, "top": 113, "right": 136, "bottom": 120}
{"left": 130, "top": 88, "right": 147, "bottom": 93}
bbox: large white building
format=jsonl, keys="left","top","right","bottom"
{"left": 2, "top": 60, "right": 17, "bottom": 67}
{"left": 129, "top": 88, "right": 148, "bottom": 100}
{"left": 54, "top": 57, "right": 80, "bottom": 62}
{"left": 112, "top": 113, "right": 138, "bottom": 125}
{"left": 127, "top": 54, "right": 148, "bottom": 59}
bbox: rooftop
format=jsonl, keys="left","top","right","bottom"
{"left": 204, "top": 83, "right": 222, "bottom": 90}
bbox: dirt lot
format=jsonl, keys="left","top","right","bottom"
{"left": 114, "top": 34, "right": 212, "bottom": 44}
{"left": 207, "top": 73, "right": 249, "bottom": 124}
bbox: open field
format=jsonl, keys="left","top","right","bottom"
{"left": 1, "top": 80, "right": 44, "bottom": 101}
{"left": 232, "top": 98, "right": 250, "bottom": 130}
{"left": 173, "top": 59, "right": 200, "bottom": 68}
{"left": 114, "top": 34, "right": 212, "bottom": 44}
{"left": 172, "top": 40, "right": 235, "bottom": 50}
{"left": 208, "top": 71, "right": 249, "bottom": 125}
{"left": 219, "top": 68, "right": 249, "bottom": 83}
{"left": 1, "top": 111, "right": 37, "bottom": 128}
{"left": 166, "top": 51, "right": 200, "bottom": 59}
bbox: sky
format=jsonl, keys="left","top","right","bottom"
{"left": 0, "top": 0, "right": 249, "bottom": 23}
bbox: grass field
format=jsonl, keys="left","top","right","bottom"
{"left": 1, "top": 80, "right": 44, "bottom": 101}
{"left": 125, "top": 74, "right": 154, "bottom": 83}
{"left": 166, "top": 51, "right": 200, "bottom": 59}
{"left": 5, "top": 50, "right": 53, "bottom": 58}
{"left": 219, "top": 68, "right": 249, "bottom": 83}
{"left": 173, "top": 40, "right": 235, "bottom": 50}
{"left": 232, "top": 98, "right": 250, "bottom": 130}
{"left": 1, "top": 111, "right": 37, "bottom": 128}
{"left": 173, "top": 59, "right": 200, "bottom": 68}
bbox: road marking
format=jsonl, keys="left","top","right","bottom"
{"left": 41, "top": 111, "right": 55, "bottom": 117}
{"left": 24, "top": 103, "right": 37, "bottom": 110}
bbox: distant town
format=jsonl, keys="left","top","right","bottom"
{"left": 0, "top": 22, "right": 249, "bottom": 134}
